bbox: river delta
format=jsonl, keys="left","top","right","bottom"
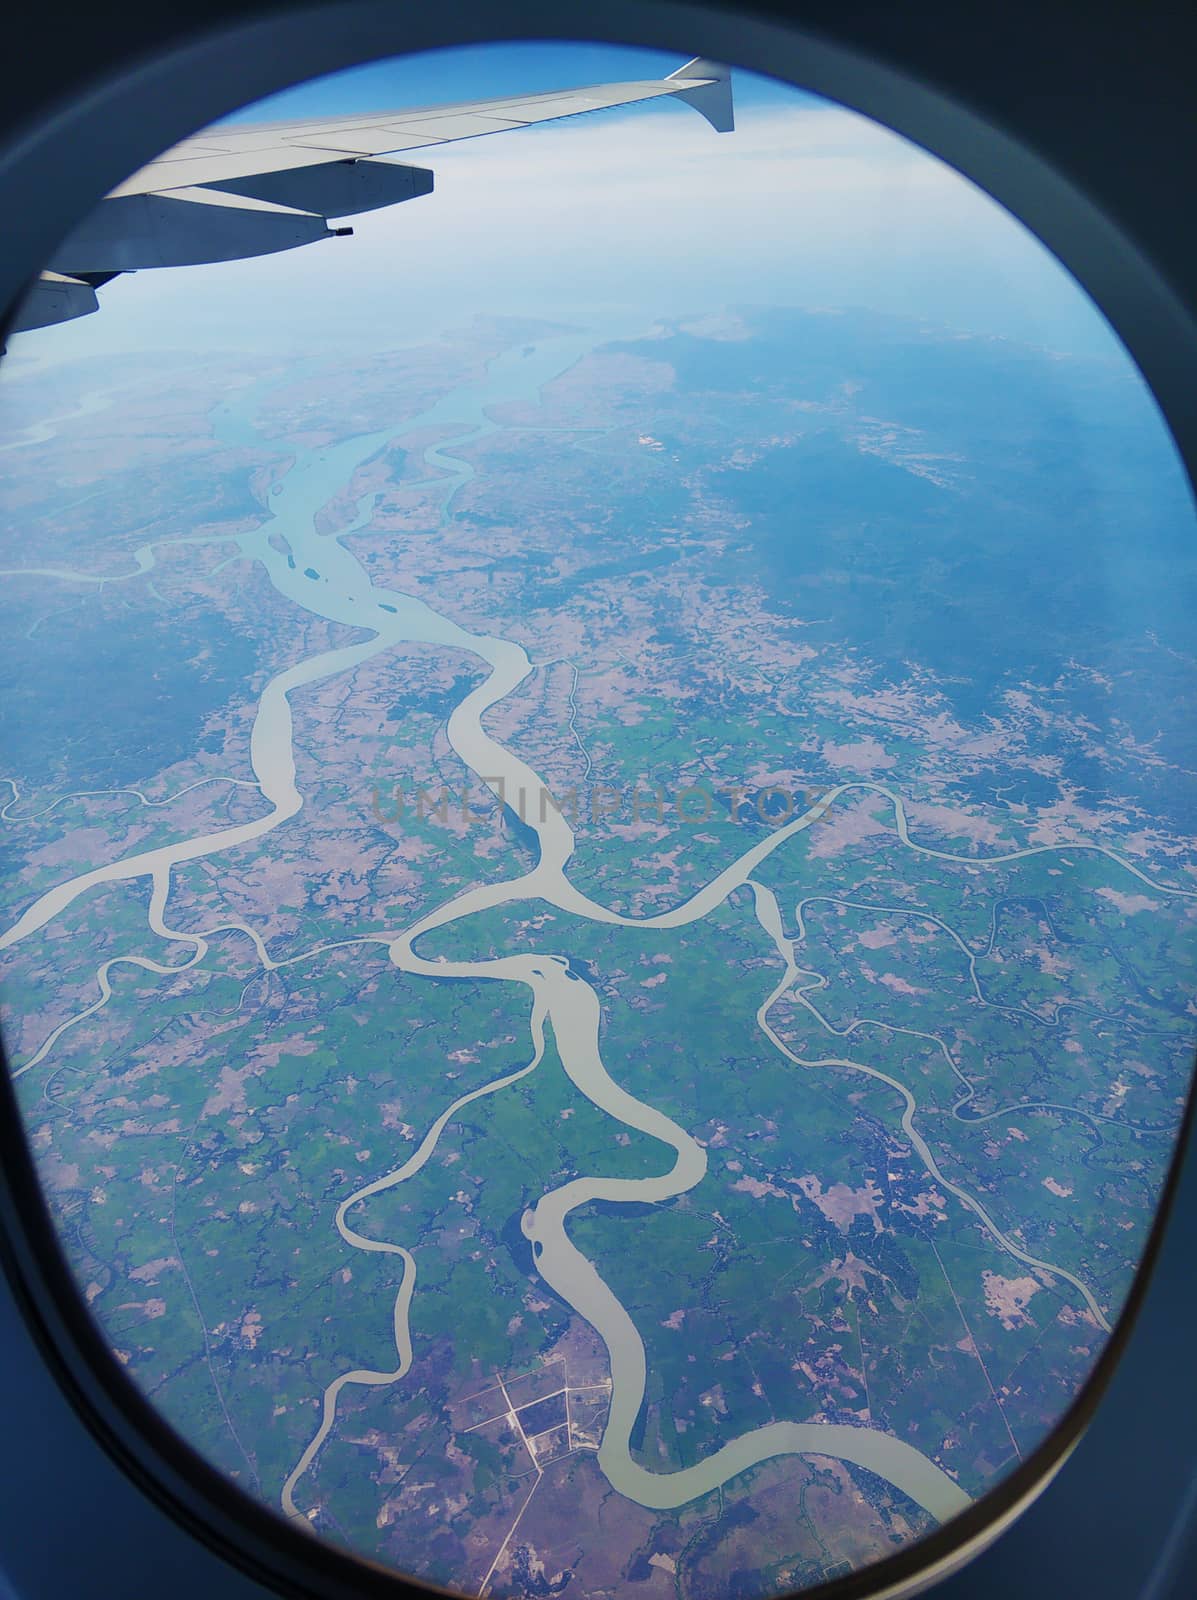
{"left": 2, "top": 307, "right": 1196, "bottom": 1596}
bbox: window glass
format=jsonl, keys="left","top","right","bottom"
{"left": 2, "top": 40, "right": 1196, "bottom": 1600}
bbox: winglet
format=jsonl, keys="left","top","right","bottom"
{"left": 665, "top": 56, "right": 734, "bottom": 133}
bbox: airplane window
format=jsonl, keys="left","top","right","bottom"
{"left": 2, "top": 36, "right": 1196, "bottom": 1600}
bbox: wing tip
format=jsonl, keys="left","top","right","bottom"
{"left": 666, "top": 56, "right": 729, "bottom": 82}
{"left": 665, "top": 56, "right": 734, "bottom": 133}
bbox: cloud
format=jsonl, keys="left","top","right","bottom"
{"left": 277, "top": 102, "right": 995, "bottom": 282}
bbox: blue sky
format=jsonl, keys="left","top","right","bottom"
{"left": 10, "top": 41, "right": 1127, "bottom": 372}
{"left": 217, "top": 43, "right": 814, "bottom": 123}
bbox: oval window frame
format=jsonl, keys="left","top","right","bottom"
{"left": 1, "top": 5, "right": 1196, "bottom": 1600}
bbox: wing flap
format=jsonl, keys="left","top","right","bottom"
{"left": 204, "top": 158, "right": 433, "bottom": 217}
{"left": 9, "top": 272, "right": 99, "bottom": 334}
{"left": 49, "top": 188, "right": 336, "bottom": 274}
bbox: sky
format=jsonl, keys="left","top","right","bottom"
{"left": 5, "top": 40, "right": 1128, "bottom": 378}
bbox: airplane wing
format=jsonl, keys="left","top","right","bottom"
{"left": 11, "top": 56, "right": 732, "bottom": 336}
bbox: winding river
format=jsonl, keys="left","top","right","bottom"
{"left": 7, "top": 327, "right": 1196, "bottom": 1535}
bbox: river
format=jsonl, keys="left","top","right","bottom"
{"left": 9, "top": 323, "right": 1192, "bottom": 1532}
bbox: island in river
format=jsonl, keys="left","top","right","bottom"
{"left": 1, "top": 306, "right": 1196, "bottom": 1599}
